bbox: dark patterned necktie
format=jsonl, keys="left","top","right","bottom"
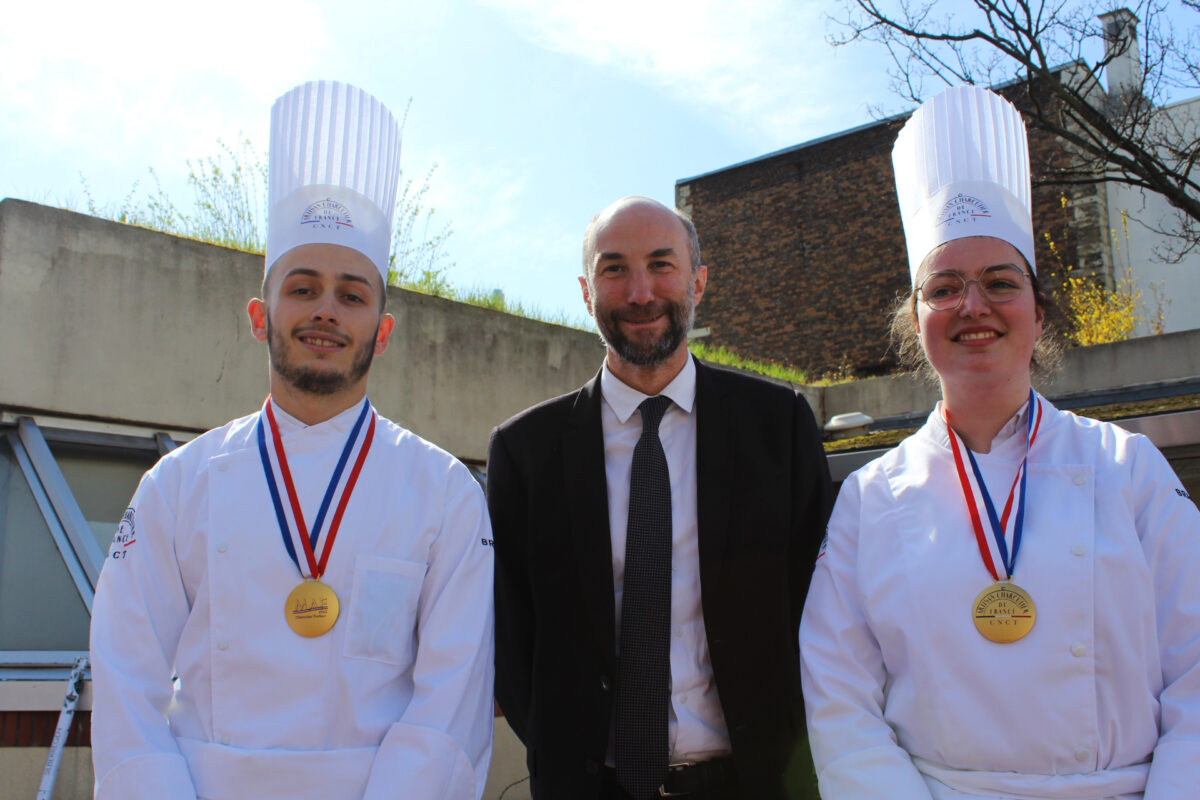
{"left": 615, "top": 395, "right": 673, "bottom": 800}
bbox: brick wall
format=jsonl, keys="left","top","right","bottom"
{"left": 678, "top": 90, "right": 1110, "bottom": 377}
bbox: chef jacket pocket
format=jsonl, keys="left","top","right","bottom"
{"left": 343, "top": 555, "right": 427, "bottom": 666}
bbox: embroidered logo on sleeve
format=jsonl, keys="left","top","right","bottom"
{"left": 109, "top": 507, "right": 137, "bottom": 560}
{"left": 816, "top": 532, "right": 829, "bottom": 561}
{"left": 480, "top": 537, "right": 494, "bottom": 548}
{"left": 1176, "top": 487, "right": 1193, "bottom": 500}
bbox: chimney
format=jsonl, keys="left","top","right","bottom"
{"left": 1099, "top": 8, "right": 1141, "bottom": 97}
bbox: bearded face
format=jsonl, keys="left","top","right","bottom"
{"left": 266, "top": 315, "right": 378, "bottom": 396}
{"left": 592, "top": 291, "right": 694, "bottom": 367}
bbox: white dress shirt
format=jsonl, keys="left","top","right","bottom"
{"left": 600, "top": 358, "right": 731, "bottom": 763}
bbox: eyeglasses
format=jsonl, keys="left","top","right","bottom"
{"left": 917, "top": 264, "right": 1031, "bottom": 311}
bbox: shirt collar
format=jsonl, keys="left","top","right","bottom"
{"left": 930, "top": 395, "right": 1033, "bottom": 452}
{"left": 600, "top": 356, "right": 697, "bottom": 424}
{"left": 267, "top": 396, "right": 371, "bottom": 435}
{"left": 994, "top": 397, "right": 1032, "bottom": 442}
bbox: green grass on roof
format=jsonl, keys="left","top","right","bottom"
{"left": 688, "top": 341, "right": 810, "bottom": 384}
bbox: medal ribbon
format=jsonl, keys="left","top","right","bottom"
{"left": 256, "top": 397, "right": 376, "bottom": 579}
{"left": 945, "top": 388, "right": 1043, "bottom": 581}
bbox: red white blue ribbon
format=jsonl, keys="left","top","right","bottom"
{"left": 946, "top": 388, "right": 1043, "bottom": 582}
{"left": 257, "top": 397, "right": 376, "bottom": 579}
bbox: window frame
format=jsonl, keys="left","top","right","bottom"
{"left": 0, "top": 417, "right": 181, "bottom": 672}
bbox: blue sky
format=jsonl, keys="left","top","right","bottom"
{"left": 5, "top": 0, "right": 1169, "bottom": 325}
{"left": 0, "top": 0, "right": 912, "bottom": 324}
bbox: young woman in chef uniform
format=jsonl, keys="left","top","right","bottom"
{"left": 800, "top": 85, "right": 1200, "bottom": 800}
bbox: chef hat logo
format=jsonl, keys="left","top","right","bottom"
{"left": 892, "top": 85, "right": 1035, "bottom": 283}
{"left": 935, "top": 193, "right": 997, "bottom": 232}
{"left": 300, "top": 198, "right": 355, "bottom": 230}
{"left": 266, "top": 80, "right": 402, "bottom": 282}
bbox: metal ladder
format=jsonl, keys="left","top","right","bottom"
{"left": 37, "top": 656, "right": 89, "bottom": 800}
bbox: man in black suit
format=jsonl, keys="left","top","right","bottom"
{"left": 488, "top": 196, "right": 832, "bottom": 800}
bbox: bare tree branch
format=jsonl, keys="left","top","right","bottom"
{"left": 829, "top": 0, "right": 1200, "bottom": 259}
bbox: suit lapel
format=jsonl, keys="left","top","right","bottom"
{"left": 562, "top": 371, "right": 618, "bottom": 668}
{"left": 695, "top": 359, "right": 732, "bottom": 588}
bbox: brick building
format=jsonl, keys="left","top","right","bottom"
{"left": 676, "top": 83, "right": 1111, "bottom": 378}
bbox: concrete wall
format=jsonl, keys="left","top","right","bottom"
{"left": 0, "top": 199, "right": 605, "bottom": 462}
{"left": 10, "top": 197, "right": 1194, "bottom": 449}
{"left": 1, "top": 746, "right": 93, "bottom": 799}
{"left": 824, "top": 327, "right": 1200, "bottom": 423}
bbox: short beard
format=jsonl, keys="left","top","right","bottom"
{"left": 595, "top": 293, "right": 694, "bottom": 367}
{"left": 267, "top": 317, "right": 376, "bottom": 396}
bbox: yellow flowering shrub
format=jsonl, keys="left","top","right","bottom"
{"left": 1055, "top": 269, "right": 1141, "bottom": 346}
{"left": 1044, "top": 197, "right": 1145, "bottom": 346}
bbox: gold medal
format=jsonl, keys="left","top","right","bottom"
{"left": 261, "top": 398, "right": 376, "bottom": 640}
{"left": 972, "top": 581, "right": 1035, "bottom": 643}
{"left": 286, "top": 579, "right": 340, "bottom": 637}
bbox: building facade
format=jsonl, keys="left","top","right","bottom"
{"left": 678, "top": 16, "right": 1200, "bottom": 375}
{"left": 676, "top": 89, "right": 1117, "bottom": 377}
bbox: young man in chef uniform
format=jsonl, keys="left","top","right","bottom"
{"left": 90, "top": 80, "right": 494, "bottom": 800}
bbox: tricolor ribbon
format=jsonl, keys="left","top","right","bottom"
{"left": 257, "top": 396, "right": 376, "bottom": 580}
{"left": 946, "top": 388, "right": 1043, "bottom": 582}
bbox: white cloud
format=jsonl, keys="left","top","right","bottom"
{"left": 2, "top": 0, "right": 329, "bottom": 193}
{"left": 4, "top": 0, "right": 329, "bottom": 93}
{"left": 478, "top": 0, "right": 869, "bottom": 146}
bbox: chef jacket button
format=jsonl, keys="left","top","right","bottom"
{"left": 217, "top": 463, "right": 228, "bottom": 473}
{"left": 1073, "top": 472, "right": 1086, "bottom": 486}
{"left": 1071, "top": 643, "right": 1086, "bottom": 657}
{"left": 1071, "top": 543, "right": 1085, "bottom": 556}
{"left": 217, "top": 544, "right": 228, "bottom": 554}
{"left": 679, "top": 693, "right": 688, "bottom": 704}
{"left": 585, "top": 759, "right": 599, "bottom": 775}
{"left": 218, "top": 640, "right": 229, "bottom": 651}
{"left": 673, "top": 629, "right": 683, "bottom": 638}
{"left": 1075, "top": 749, "right": 1090, "bottom": 763}
{"left": 220, "top": 735, "right": 231, "bottom": 745}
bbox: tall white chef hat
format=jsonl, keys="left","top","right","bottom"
{"left": 266, "top": 80, "right": 402, "bottom": 282}
{"left": 892, "top": 85, "right": 1035, "bottom": 284}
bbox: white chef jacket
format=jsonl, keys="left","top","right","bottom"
{"left": 800, "top": 396, "right": 1200, "bottom": 800}
{"left": 90, "top": 400, "right": 495, "bottom": 800}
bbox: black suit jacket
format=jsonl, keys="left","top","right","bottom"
{"left": 488, "top": 358, "right": 833, "bottom": 799}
